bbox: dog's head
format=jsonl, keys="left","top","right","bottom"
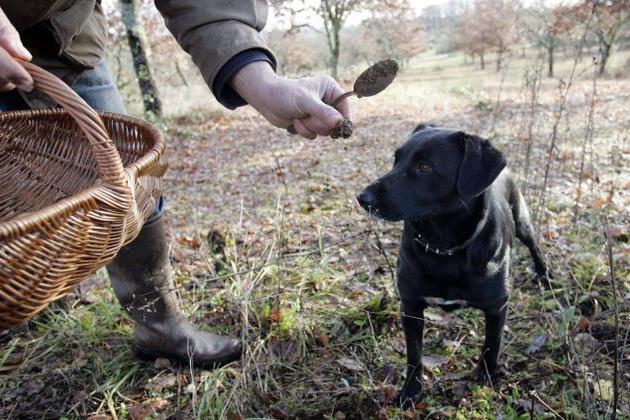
{"left": 357, "top": 124, "right": 506, "bottom": 221}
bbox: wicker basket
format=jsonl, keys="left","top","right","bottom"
{"left": 0, "top": 61, "right": 167, "bottom": 328}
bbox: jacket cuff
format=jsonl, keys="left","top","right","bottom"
{"left": 213, "top": 49, "right": 275, "bottom": 110}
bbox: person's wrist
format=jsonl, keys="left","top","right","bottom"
{"left": 230, "top": 61, "right": 278, "bottom": 105}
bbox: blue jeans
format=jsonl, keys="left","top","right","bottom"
{"left": 0, "top": 61, "right": 163, "bottom": 223}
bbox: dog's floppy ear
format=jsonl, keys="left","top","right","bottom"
{"left": 455, "top": 132, "right": 507, "bottom": 198}
{"left": 412, "top": 123, "right": 435, "bottom": 134}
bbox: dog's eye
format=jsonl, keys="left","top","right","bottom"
{"left": 417, "top": 162, "right": 433, "bottom": 173}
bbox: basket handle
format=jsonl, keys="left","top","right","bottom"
{"left": 19, "top": 60, "right": 128, "bottom": 190}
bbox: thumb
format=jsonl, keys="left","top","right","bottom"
{"left": 297, "top": 92, "right": 343, "bottom": 130}
{"left": 0, "top": 9, "right": 32, "bottom": 61}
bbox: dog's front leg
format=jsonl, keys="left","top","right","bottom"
{"left": 397, "top": 301, "right": 426, "bottom": 408}
{"left": 476, "top": 304, "right": 508, "bottom": 386}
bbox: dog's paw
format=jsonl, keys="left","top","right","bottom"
{"left": 394, "top": 378, "right": 424, "bottom": 410}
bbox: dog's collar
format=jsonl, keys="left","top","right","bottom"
{"left": 413, "top": 197, "right": 490, "bottom": 257}
{"left": 414, "top": 233, "right": 459, "bottom": 256}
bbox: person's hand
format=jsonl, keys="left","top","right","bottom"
{"left": 0, "top": 7, "right": 33, "bottom": 92}
{"left": 230, "top": 61, "right": 351, "bottom": 139}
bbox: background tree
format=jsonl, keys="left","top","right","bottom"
{"left": 361, "top": 4, "right": 426, "bottom": 67}
{"left": 454, "top": 3, "right": 493, "bottom": 69}
{"left": 120, "top": 0, "right": 162, "bottom": 118}
{"left": 266, "top": 29, "right": 319, "bottom": 75}
{"left": 318, "top": 0, "right": 363, "bottom": 79}
{"left": 454, "top": 0, "right": 522, "bottom": 71}
{"left": 482, "top": 0, "right": 523, "bottom": 71}
{"left": 419, "top": 1, "right": 467, "bottom": 54}
{"left": 572, "top": 0, "right": 630, "bottom": 75}
{"left": 524, "top": 1, "right": 575, "bottom": 77}
{"left": 272, "top": 0, "right": 415, "bottom": 79}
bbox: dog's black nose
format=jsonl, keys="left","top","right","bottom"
{"left": 356, "top": 190, "right": 375, "bottom": 209}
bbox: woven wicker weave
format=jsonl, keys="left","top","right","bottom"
{"left": 0, "top": 61, "right": 166, "bottom": 328}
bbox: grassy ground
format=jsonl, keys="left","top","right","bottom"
{"left": 1, "top": 49, "right": 629, "bottom": 419}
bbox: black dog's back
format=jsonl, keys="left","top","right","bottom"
{"left": 486, "top": 170, "right": 548, "bottom": 279}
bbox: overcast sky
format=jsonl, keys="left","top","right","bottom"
{"left": 103, "top": 0, "right": 574, "bottom": 31}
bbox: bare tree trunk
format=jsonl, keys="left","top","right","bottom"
{"left": 496, "top": 48, "right": 502, "bottom": 72}
{"left": 120, "top": 0, "right": 162, "bottom": 118}
{"left": 480, "top": 51, "right": 485, "bottom": 70}
{"left": 599, "top": 42, "right": 611, "bottom": 75}
{"left": 330, "top": 23, "right": 340, "bottom": 79}
{"left": 548, "top": 45, "right": 554, "bottom": 78}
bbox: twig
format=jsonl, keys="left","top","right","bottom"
{"left": 370, "top": 228, "right": 396, "bottom": 285}
{"left": 534, "top": 1, "right": 599, "bottom": 225}
{"left": 603, "top": 230, "right": 619, "bottom": 419}
{"left": 489, "top": 52, "right": 512, "bottom": 136}
{"left": 520, "top": 63, "right": 543, "bottom": 195}
{"left": 573, "top": 58, "right": 598, "bottom": 222}
{"left": 530, "top": 390, "right": 564, "bottom": 419}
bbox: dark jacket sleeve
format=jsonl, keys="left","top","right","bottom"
{"left": 154, "top": 0, "right": 277, "bottom": 106}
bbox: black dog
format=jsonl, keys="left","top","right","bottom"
{"left": 357, "top": 124, "right": 548, "bottom": 407}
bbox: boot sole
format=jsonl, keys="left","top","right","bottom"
{"left": 134, "top": 345, "right": 242, "bottom": 370}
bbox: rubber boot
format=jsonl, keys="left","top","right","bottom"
{"left": 107, "top": 216, "right": 242, "bottom": 368}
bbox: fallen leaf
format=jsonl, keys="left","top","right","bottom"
{"left": 269, "top": 405, "right": 289, "bottom": 419}
{"left": 87, "top": 416, "right": 112, "bottom": 420}
{"left": 171, "top": 246, "right": 187, "bottom": 264}
{"left": 577, "top": 318, "right": 590, "bottom": 330}
{"left": 542, "top": 229, "right": 559, "bottom": 240}
{"left": 424, "top": 310, "right": 447, "bottom": 325}
{"left": 414, "top": 402, "right": 428, "bottom": 410}
{"left": 318, "top": 332, "right": 330, "bottom": 346}
{"left": 422, "top": 354, "right": 449, "bottom": 369}
{"left": 526, "top": 335, "right": 547, "bottom": 354}
{"left": 176, "top": 235, "right": 202, "bottom": 249}
{"left": 573, "top": 333, "right": 601, "bottom": 354}
{"left": 254, "top": 388, "right": 275, "bottom": 406}
{"left": 378, "top": 384, "right": 397, "bottom": 405}
{"left": 145, "top": 374, "right": 177, "bottom": 390}
{"left": 608, "top": 224, "right": 629, "bottom": 242}
{"left": 269, "top": 307, "right": 282, "bottom": 323}
{"left": 337, "top": 357, "right": 366, "bottom": 372}
{"left": 128, "top": 403, "right": 151, "bottom": 420}
{"left": 594, "top": 379, "right": 613, "bottom": 401}
{"left": 451, "top": 381, "right": 468, "bottom": 400}
{"left": 154, "top": 357, "right": 172, "bottom": 370}
{"left": 150, "top": 399, "right": 170, "bottom": 410}
{"left": 590, "top": 195, "right": 612, "bottom": 209}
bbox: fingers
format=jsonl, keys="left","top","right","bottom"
{"left": 0, "top": 47, "right": 32, "bottom": 91}
{"left": 0, "top": 8, "right": 31, "bottom": 61}
{"left": 292, "top": 118, "right": 317, "bottom": 140}
{"left": 300, "top": 116, "right": 331, "bottom": 136}
{"left": 0, "top": 8, "right": 33, "bottom": 93}
{"left": 296, "top": 88, "right": 344, "bottom": 132}
{"left": 0, "top": 80, "right": 15, "bottom": 91}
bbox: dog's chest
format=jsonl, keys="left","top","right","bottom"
{"left": 396, "top": 248, "right": 509, "bottom": 309}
